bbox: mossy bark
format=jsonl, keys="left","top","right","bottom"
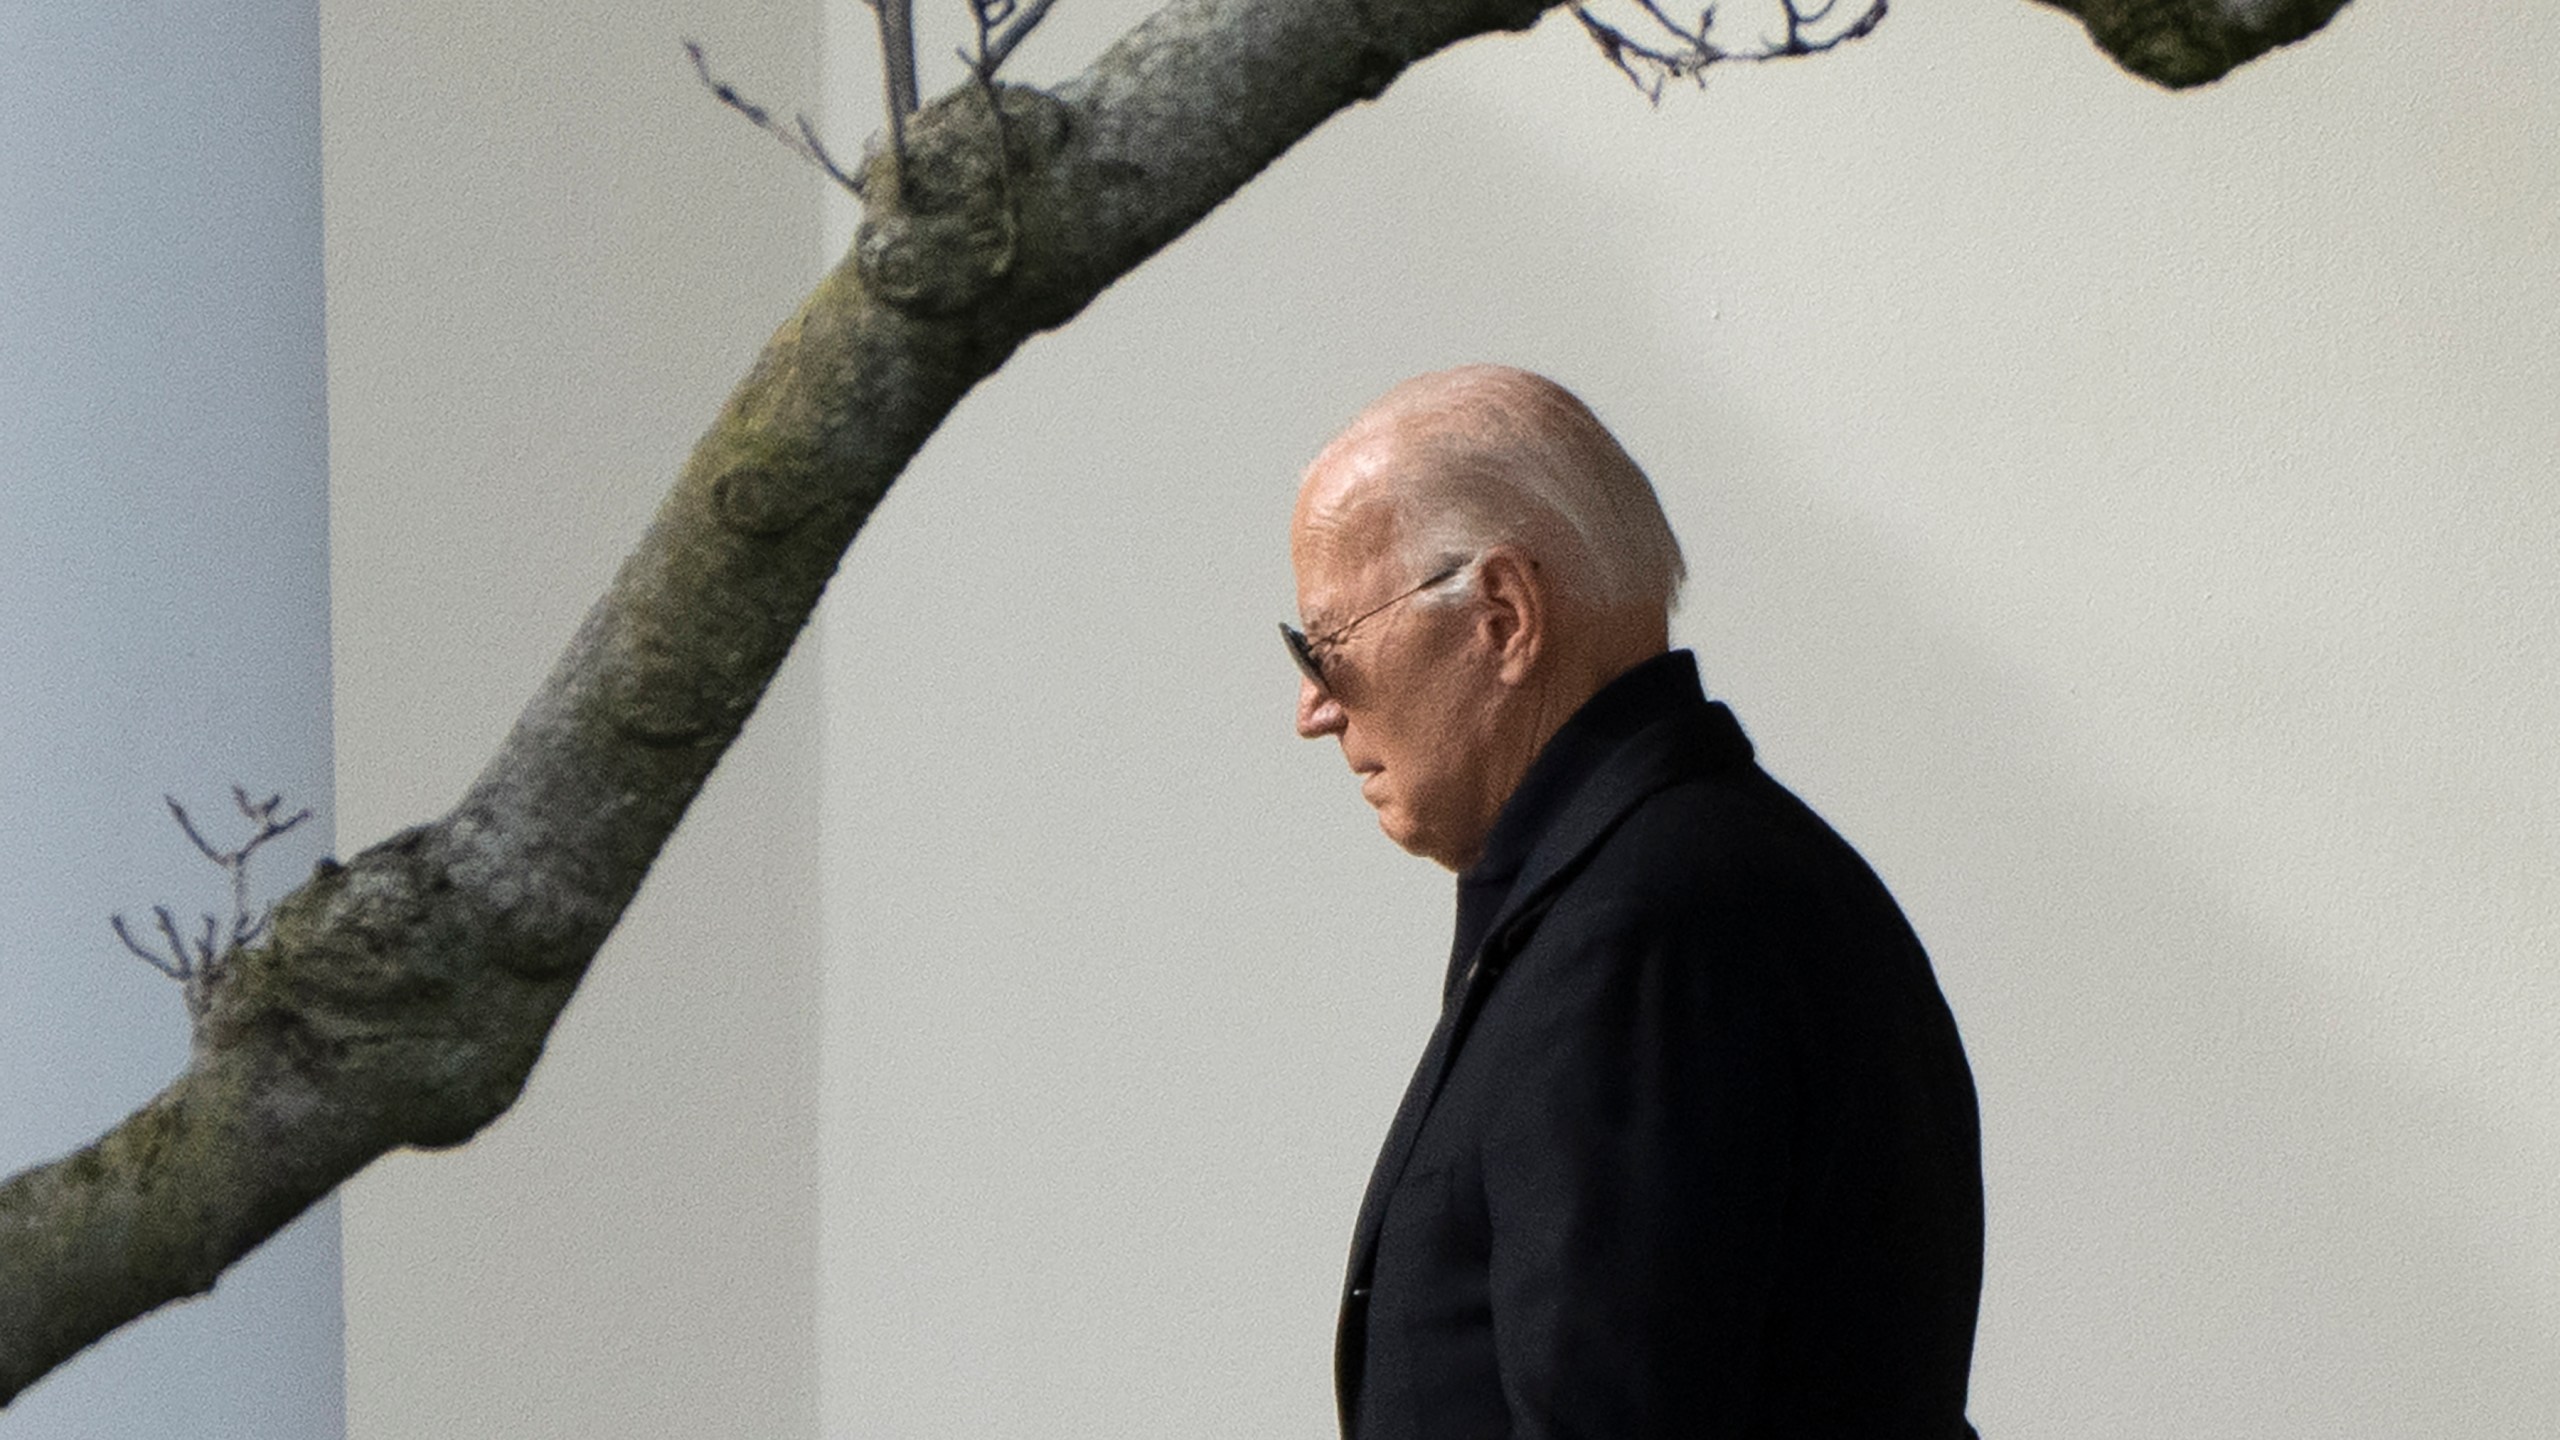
{"left": 2031, "top": 0, "right": 2353, "bottom": 87}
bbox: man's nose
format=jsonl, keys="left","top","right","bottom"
{"left": 1296, "top": 676, "right": 1345, "bottom": 739}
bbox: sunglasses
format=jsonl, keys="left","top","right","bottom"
{"left": 1279, "top": 560, "right": 1469, "bottom": 688}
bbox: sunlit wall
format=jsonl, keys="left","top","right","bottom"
{"left": 306, "top": 1, "right": 2558, "bottom": 1437}
{"left": 816, "top": 4, "right": 2559, "bottom": 1437}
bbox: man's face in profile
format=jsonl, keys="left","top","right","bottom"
{"left": 1290, "top": 484, "right": 1506, "bottom": 871}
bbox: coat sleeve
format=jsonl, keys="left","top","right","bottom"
{"left": 1476, "top": 895, "right": 1802, "bottom": 1439}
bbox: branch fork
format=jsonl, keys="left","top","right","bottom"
{"left": 1571, "top": 0, "right": 1889, "bottom": 99}
{"left": 111, "top": 788, "right": 311, "bottom": 1013}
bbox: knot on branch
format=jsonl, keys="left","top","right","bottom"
{"left": 707, "top": 431, "right": 827, "bottom": 539}
{"left": 854, "top": 84, "right": 1071, "bottom": 316}
{"left": 219, "top": 821, "right": 582, "bottom": 1151}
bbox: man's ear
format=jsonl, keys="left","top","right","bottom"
{"left": 1472, "top": 546, "right": 1545, "bottom": 687}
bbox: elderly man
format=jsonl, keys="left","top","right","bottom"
{"left": 1288, "top": 366, "right": 1983, "bottom": 1439}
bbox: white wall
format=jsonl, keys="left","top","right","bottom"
{"left": 1, "top": 3, "right": 343, "bottom": 1433}
{"left": 315, "top": 0, "right": 2558, "bottom": 1436}
{"left": 818, "top": 2, "right": 2558, "bottom": 1437}
{"left": 320, "top": 2, "right": 824, "bottom": 1435}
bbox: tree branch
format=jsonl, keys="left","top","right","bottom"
{"left": 984, "top": 0, "right": 1067, "bottom": 75}
{"left": 871, "top": 0, "right": 922, "bottom": 179}
{"left": 874, "top": 0, "right": 922, "bottom": 116}
{"left": 108, "top": 791, "right": 310, "bottom": 1009}
{"left": 0, "top": 0, "right": 1562, "bottom": 1402}
{"left": 110, "top": 914, "right": 187, "bottom": 980}
{"left": 685, "top": 40, "right": 864, "bottom": 196}
{"left": 2028, "top": 0, "right": 2354, "bottom": 88}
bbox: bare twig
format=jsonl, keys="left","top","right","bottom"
{"left": 960, "top": 0, "right": 1066, "bottom": 84}
{"left": 864, "top": 0, "right": 920, "bottom": 179}
{"left": 110, "top": 914, "right": 185, "bottom": 980}
{"left": 1572, "top": 0, "right": 1886, "bottom": 100}
{"left": 683, "top": 40, "right": 863, "bottom": 196}
{"left": 1772, "top": 0, "right": 1885, "bottom": 55}
{"left": 964, "top": 0, "right": 1014, "bottom": 79}
{"left": 693, "top": 3, "right": 1061, "bottom": 203}
{"left": 950, "top": 1, "right": 1029, "bottom": 303}
{"left": 981, "top": 0, "right": 1064, "bottom": 76}
{"left": 225, "top": 788, "right": 309, "bottom": 946}
{"left": 111, "top": 788, "right": 311, "bottom": 996}
{"left": 1574, "top": 9, "right": 1686, "bottom": 99}
{"left": 962, "top": 3, "right": 1016, "bottom": 170}
{"left": 869, "top": 0, "right": 922, "bottom": 117}
{"left": 156, "top": 908, "right": 197, "bottom": 973}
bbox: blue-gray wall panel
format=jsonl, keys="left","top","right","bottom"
{"left": 3, "top": 1, "right": 344, "bottom": 1432}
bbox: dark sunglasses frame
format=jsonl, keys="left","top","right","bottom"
{"left": 1280, "top": 560, "right": 1468, "bottom": 689}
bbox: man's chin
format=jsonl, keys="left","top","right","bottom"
{"left": 1373, "top": 804, "right": 1423, "bottom": 853}
{"left": 1377, "top": 811, "right": 1466, "bottom": 871}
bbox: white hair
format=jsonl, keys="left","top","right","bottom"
{"left": 1335, "top": 366, "right": 1687, "bottom": 614}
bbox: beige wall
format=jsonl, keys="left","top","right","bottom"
{"left": 328, "top": 0, "right": 2558, "bottom": 1436}
{"left": 819, "top": 3, "right": 2559, "bottom": 1437}
{"left": 322, "top": 2, "right": 823, "bottom": 1435}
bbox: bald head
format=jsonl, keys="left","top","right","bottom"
{"left": 1301, "top": 364, "right": 1686, "bottom": 618}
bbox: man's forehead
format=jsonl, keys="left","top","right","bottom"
{"left": 1297, "top": 426, "right": 1394, "bottom": 510}
{"left": 1293, "top": 539, "right": 1384, "bottom": 627}
{"left": 1293, "top": 415, "right": 1427, "bottom": 612}
{"left": 1299, "top": 419, "right": 1419, "bottom": 532}
{"left": 1296, "top": 490, "right": 1393, "bottom": 556}
{"left": 1293, "top": 489, "right": 1401, "bottom": 606}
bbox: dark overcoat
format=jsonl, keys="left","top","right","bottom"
{"left": 1336, "top": 652, "right": 1984, "bottom": 1440}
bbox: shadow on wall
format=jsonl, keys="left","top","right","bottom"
{"left": 1643, "top": 322, "right": 2556, "bottom": 1440}
{"left": 1211, "top": 59, "right": 2552, "bottom": 1438}
{"left": 818, "top": 19, "right": 2554, "bottom": 1436}
{"left": 1285, "top": 43, "right": 2560, "bottom": 1437}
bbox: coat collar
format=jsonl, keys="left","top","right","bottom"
{"left": 1463, "top": 650, "right": 1753, "bottom": 982}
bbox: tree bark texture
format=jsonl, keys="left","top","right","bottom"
{"left": 0, "top": 0, "right": 2349, "bottom": 1406}
{"left": 2033, "top": 0, "right": 2353, "bottom": 87}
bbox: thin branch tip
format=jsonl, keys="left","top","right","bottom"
{"left": 980, "top": 0, "right": 1063, "bottom": 76}
{"left": 1573, "top": 0, "right": 1886, "bottom": 97}
{"left": 112, "top": 786, "right": 312, "bottom": 987}
{"left": 686, "top": 40, "right": 863, "bottom": 196}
